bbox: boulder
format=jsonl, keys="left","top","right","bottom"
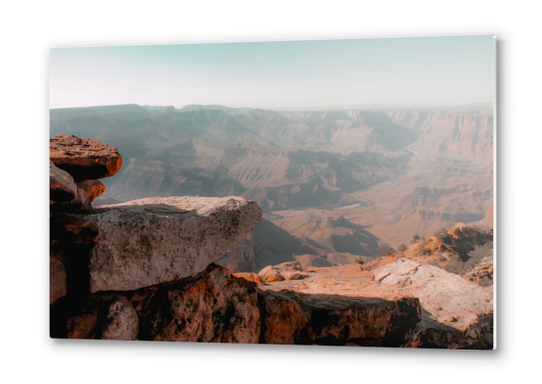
{"left": 258, "top": 261, "right": 304, "bottom": 283}
{"left": 287, "top": 291, "right": 421, "bottom": 347}
{"left": 464, "top": 255, "right": 494, "bottom": 287}
{"left": 87, "top": 196, "right": 263, "bottom": 292}
{"left": 76, "top": 180, "right": 106, "bottom": 204}
{"left": 50, "top": 161, "right": 77, "bottom": 204}
{"left": 258, "top": 266, "right": 285, "bottom": 283}
{"left": 50, "top": 134, "right": 122, "bottom": 181}
{"left": 233, "top": 273, "right": 263, "bottom": 284}
{"left": 372, "top": 258, "right": 493, "bottom": 333}
{"left": 259, "top": 263, "right": 421, "bottom": 346}
{"left": 134, "top": 264, "right": 261, "bottom": 343}
{"left": 101, "top": 296, "right": 139, "bottom": 340}
{"left": 258, "top": 258, "right": 493, "bottom": 348}
{"left": 258, "top": 289, "right": 309, "bottom": 344}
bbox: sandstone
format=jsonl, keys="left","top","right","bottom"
{"left": 372, "top": 258, "right": 493, "bottom": 333}
{"left": 134, "top": 264, "right": 261, "bottom": 343}
{"left": 50, "top": 255, "right": 67, "bottom": 304}
{"left": 101, "top": 296, "right": 139, "bottom": 340}
{"left": 292, "top": 291, "right": 421, "bottom": 346}
{"left": 76, "top": 179, "right": 106, "bottom": 204}
{"left": 258, "top": 289, "right": 309, "bottom": 344}
{"left": 87, "top": 196, "right": 263, "bottom": 292}
{"left": 258, "top": 266, "right": 285, "bottom": 283}
{"left": 258, "top": 261, "right": 304, "bottom": 283}
{"left": 306, "top": 263, "right": 374, "bottom": 279}
{"left": 50, "top": 161, "right": 77, "bottom": 204}
{"left": 259, "top": 258, "right": 492, "bottom": 348}
{"left": 50, "top": 134, "right": 122, "bottom": 181}
{"left": 281, "top": 271, "right": 309, "bottom": 280}
{"left": 233, "top": 273, "right": 263, "bottom": 284}
{"left": 259, "top": 263, "right": 421, "bottom": 346}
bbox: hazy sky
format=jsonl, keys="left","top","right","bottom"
{"left": 50, "top": 35, "right": 494, "bottom": 110}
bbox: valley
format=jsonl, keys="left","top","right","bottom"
{"left": 50, "top": 104, "right": 493, "bottom": 272}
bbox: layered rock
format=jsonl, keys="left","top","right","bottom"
{"left": 50, "top": 134, "right": 122, "bottom": 181}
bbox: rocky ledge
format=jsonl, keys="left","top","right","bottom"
{"left": 254, "top": 260, "right": 493, "bottom": 349}
{"left": 88, "top": 196, "right": 263, "bottom": 292}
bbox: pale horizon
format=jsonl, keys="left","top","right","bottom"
{"left": 50, "top": 36, "right": 494, "bottom": 110}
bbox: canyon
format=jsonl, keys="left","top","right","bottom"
{"left": 49, "top": 133, "right": 493, "bottom": 348}
{"left": 50, "top": 104, "right": 493, "bottom": 262}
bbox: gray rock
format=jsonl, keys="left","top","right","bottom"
{"left": 101, "top": 297, "right": 139, "bottom": 340}
{"left": 50, "top": 161, "right": 77, "bottom": 204}
{"left": 87, "top": 196, "right": 263, "bottom": 292}
{"left": 372, "top": 258, "right": 493, "bottom": 333}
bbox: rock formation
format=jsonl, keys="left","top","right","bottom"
{"left": 256, "top": 259, "right": 493, "bottom": 349}
{"left": 50, "top": 134, "right": 122, "bottom": 181}
{"left": 50, "top": 134, "right": 493, "bottom": 349}
{"left": 87, "top": 196, "right": 262, "bottom": 292}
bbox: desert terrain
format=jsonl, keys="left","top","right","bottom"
{"left": 50, "top": 104, "right": 493, "bottom": 271}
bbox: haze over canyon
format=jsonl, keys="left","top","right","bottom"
{"left": 50, "top": 103, "right": 493, "bottom": 271}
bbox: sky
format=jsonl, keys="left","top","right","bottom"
{"left": 49, "top": 35, "right": 495, "bottom": 110}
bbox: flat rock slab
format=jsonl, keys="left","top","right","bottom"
{"left": 87, "top": 196, "right": 263, "bottom": 292}
{"left": 372, "top": 258, "right": 493, "bottom": 332}
{"left": 50, "top": 134, "right": 122, "bottom": 181}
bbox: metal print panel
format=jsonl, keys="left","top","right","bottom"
{"left": 49, "top": 35, "right": 495, "bottom": 349}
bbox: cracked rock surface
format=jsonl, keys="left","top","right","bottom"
{"left": 87, "top": 196, "right": 263, "bottom": 292}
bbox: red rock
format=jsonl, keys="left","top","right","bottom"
{"left": 258, "top": 290, "right": 308, "bottom": 344}
{"left": 50, "top": 134, "right": 122, "bottom": 181}
{"left": 76, "top": 180, "right": 106, "bottom": 203}
{"left": 258, "top": 266, "right": 285, "bottom": 283}
{"left": 136, "top": 264, "right": 261, "bottom": 343}
{"left": 233, "top": 273, "right": 263, "bottom": 284}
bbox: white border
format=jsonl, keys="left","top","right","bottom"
{"left": 2, "top": 1, "right": 540, "bottom": 383}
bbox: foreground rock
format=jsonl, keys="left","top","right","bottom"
{"left": 260, "top": 259, "right": 493, "bottom": 349}
{"left": 50, "top": 160, "right": 106, "bottom": 208}
{"left": 258, "top": 262, "right": 422, "bottom": 347}
{"left": 58, "top": 263, "right": 420, "bottom": 346}
{"left": 50, "top": 161, "right": 78, "bottom": 204}
{"left": 135, "top": 264, "right": 261, "bottom": 343}
{"left": 87, "top": 196, "right": 263, "bottom": 292}
{"left": 50, "top": 134, "right": 122, "bottom": 181}
{"left": 372, "top": 258, "right": 493, "bottom": 333}
{"left": 59, "top": 264, "right": 262, "bottom": 342}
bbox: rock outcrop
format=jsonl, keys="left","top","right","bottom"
{"left": 50, "top": 134, "right": 122, "bottom": 181}
{"left": 256, "top": 259, "right": 493, "bottom": 349}
{"left": 87, "top": 196, "right": 263, "bottom": 292}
